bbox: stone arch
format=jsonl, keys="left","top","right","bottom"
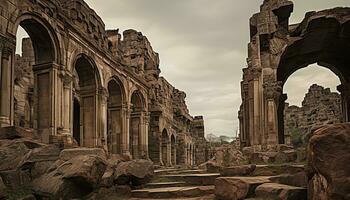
{"left": 106, "top": 77, "right": 126, "bottom": 154}
{"left": 73, "top": 54, "right": 102, "bottom": 147}
{"left": 12, "top": 13, "right": 60, "bottom": 64}
{"left": 3, "top": 12, "right": 62, "bottom": 140}
{"left": 275, "top": 17, "right": 350, "bottom": 143}
{"left": 161, "top": 129, "right": 169, "bottom": 166}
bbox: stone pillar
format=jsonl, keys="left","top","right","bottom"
{"left": 59, "top": 70, "right": 73, "bottom": 134}
{"left": 32, "top": 62, "right": 60, "bottom": 143}
{"left": 246, "top": 67, "right": 262, "bottom": 146}
{"left": 337, "top": 83, "right": 350, "bottom": 122}
{"left": 0, "top": 42, "right": 14, "bottom": 127}
{"left": 143, "top": 113, "right": 150, "bottom": 159}
{"left": 263, "top": 80, "right": 283, "bottom": 146}
{"left": 121, "top": 104, "right": 131, "bottom": 156}
{"left": 97, "top": 88, "right": 108, "bottom": 150}
{"left": 167, "top": 138, "right": 171, "bottom": 166}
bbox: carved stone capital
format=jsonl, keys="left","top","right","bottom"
{"left": 263, "top": 80, "right": 283, "bottom": 101}
{"left": 59, "top": 70, "right": 73, "bottom": 88}
{"left": 244, "top": 67, "right": 262, "bottom": 81}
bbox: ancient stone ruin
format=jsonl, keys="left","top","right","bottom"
{"left": 284, "top": 84, "right": 342, "bottom": 145}
{"left": 239, "top": 0, "right": 350, "bottom": 149}
{"left": 0, "top": 0, "right": 349, "bottom": 199}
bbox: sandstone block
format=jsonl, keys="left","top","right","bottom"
{"left": 215, "top": 176, "right": 271, "bottom": 200}
{"left": 59, "top": 147, "right": 107, "bottom": 161}
{"left": 220, "top": 164, "right": 256, "bottom": 176}
{"left": 255, "top": 183, "right": 307, "bottom": 200}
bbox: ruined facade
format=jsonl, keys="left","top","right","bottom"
{"left": 239, "top": 0, "right": 350, "bottom": 148}
{"left": 0, "top": 0, "right": 206, "bottom": 166}
{"left": 284, "top": 84, "right": 342, "bottom": 139}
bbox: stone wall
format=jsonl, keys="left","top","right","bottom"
{"left": 284, "top": 84, "right": 342, "bottom": 142}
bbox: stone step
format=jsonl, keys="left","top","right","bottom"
{"left": 166, "top": 169, "right": 207, "bottom": 175}
{"left": 251, "top": 164, "right": 305, "bottom": 176}
{"left": 154, "top": 168, "right": 201, "bottom": 175}
{"left": 129, "top": 194, "right": 216, "bottom": 200}
{"left": 255, "top": 183, "right": 307, "bottom": 200}
{"left": 158, "top": 173, "right": 220, "bottom": 185}
{"left": 131, "top": 185, "right": 214, "bottom": 199}
{"left": 145, "top": 181, "right": 187, "bottom": 188}
{"left": 215, "top": 176, "right": 272, "bottom": 200}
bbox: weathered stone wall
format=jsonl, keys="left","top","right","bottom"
{"left": 284, "top": 84, "right": 342, "bottom": 138}
{"left": 10, "top": 3, "right": 207, "bottom": 166}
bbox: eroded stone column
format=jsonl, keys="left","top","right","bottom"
{"left": 59, "top": 70, "right": 73, "bottom": 135}
{"left": 263, "top": 80, "right": 283, "bottom": 146}
{"left": 121, "top": 104, "right": 131, "bottom": 156}
{"left": 337, "top": 83, "right": 350, "bottom": 122}
{"left": 32, "top": 62, "right": 60, "bottom": 143}
{"left": 0, "top": 43, "right": 14, "bottom": 127}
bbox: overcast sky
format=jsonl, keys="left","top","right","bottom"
{"left": 16, "top": 0, "right": 350, "bottom": 137}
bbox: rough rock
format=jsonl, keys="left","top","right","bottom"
{"left": 307, "top": 123, "right": 350, "bottom": 200}
{"left": 0, "top": 176, "right": 7, "bottom": 199}
{"left": 59, "top": 148, "right": 107, "bottom": 161}
{"left": 114, "top": 159, "right": 154, "bottom": 186}
{"left": 220, "top": 164, "right": 256, "bottom": 176}
{"left": 269, "top": 172, "right": 307, "bottom": 187}
{"left": 0, "top": 126, "right": 35, "bottom": 140}
{"left": 201, "top": 144, "right": 247, "bottom": 170}
{"left": 255, "top": 183, "right": 307, "bottom": 200}
{"left": 31, "top": 155, "right": 107, "bottom": 199}
{"left": 214, "top": 176, "right": 271, "bottom": 200}
{"left": 251, "top": 164, "right": 304, "bottom": 176}
{"left": 18, "top": 144, "right": 60, "bottom": 179}
{"left": 0, "top": 139, "right": 31, "bottom": 171}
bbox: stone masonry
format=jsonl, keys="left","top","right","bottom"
{"left": 0, "top": 0, "right": 207, "bottom": 167}
{"left": 284, "top": 84, "right": 342, "bottom": 139}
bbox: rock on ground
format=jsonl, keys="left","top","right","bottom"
{"left": 214, "top": 176, "right": 271, "bottom": 200}
{"left": 31, "top": 154, "right": 107, "bottom": 199}
{"left": 255, "top": 183, "right": 307, "bottom": 200}
{"left": 114, "top": 159, "right": 154, "bottom": 186}
{"left": 220, "top": 164, "right": 256, "bottom": 176}
{"left": 307, "top": 123, "right": 350, "bottom": 200}
{"left": 59, "top": 147, "right": 107, "bottom": 161}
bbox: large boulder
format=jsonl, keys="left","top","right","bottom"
{"left": 31, "top": 155, "right": 107, "bottom": 199}
{"left": 100, "top": 154, "right": 129, "bottom": 188}
{"left": 255, "top": 183, "right": 307, "bottom": 200}
{"left": 215, "top": 176, "right": 271, "bottom": 200}
{"left": 59, "top": 148, "right": 107, "bottom": 161}
{"left": 18, "top": 144, "right": 61, "bottom": 179}
{"left": 307, "top": 123, "right": 350, "bottom": 200}
{"left": 220, "top": 164, "right": 256, "bottom": 176}
{"left": 114, "top": 159, "right": 154, "bottom": 186}
{"left": 201, "top": 144, "right": 247, "bottom": 171}
{"left": 0, "top": 176, "right": 7, "bottom": 199}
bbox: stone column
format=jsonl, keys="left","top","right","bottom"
{"left": 143, "top": 113, "right": 150, "bottom": 159}
{"left": 166, "top": 136, "right": 171, "bottom": 166}
{"left": 121, "top": 104, "right": 131, "bottom": 156}
{"left": 263, "top": 80, "right": 283, "bottom": 146}
{"left": 0, "top": 42, "right": 14, "bottom": 127}
{"left": 32, "top": 62, "right": 60, "bottom": 143}
{"left": 246, "top": 67, "right": 262, "bottom": 146}
{"left": 59, "top": 70, "right": 73, "bottom": 135}
{"left": 337, "top": 83, "right": 350, "bottom": 122}
{"left": 98, "top": 88, "right": 108, "bottom": 150}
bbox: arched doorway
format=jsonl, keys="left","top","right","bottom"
{"left": 275, "top": 18, "right": 350, "bottom": 143}
{"left": 107, "top": 79, "right": 124, "bottom": 154}
{"left": 161, "top": 129, "right": 169, "bottom": 166}
{"left": 282, "top": 65, "right": 341, "bottom": 146}
{"left": 73, "top": 55, "right": 99, "bottom": 147}
{"left": 129, "top": 91, "right": 145, "bottom": 159}
{"left": 9, "top": 15, "right": 58, "bottom": 141}
{"left": 171, "top": 134, "right": 176, "bottom": 166}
